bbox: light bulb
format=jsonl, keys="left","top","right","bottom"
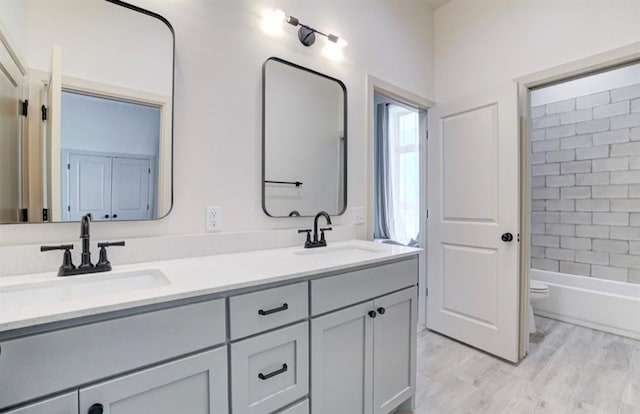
{"left": 262, "top": 9, "right": 286, "bottom": 36}
{"left": 335, "top": 38, "right": 348, "bottom": 48}
{"left": 322, "top": 40, "right": 345, "bottom": 61}
{"left": 327, "top": 34, "right": 348, "bottom": 48}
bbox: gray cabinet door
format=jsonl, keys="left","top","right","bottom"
{"left": 311, "top": 301, "right": 374, "bottom": 414}
{"left": 78, "top": 347, "right": 228, "bottom": 414}
{"left": 4, "top": 392, "right": 78, "bottom": 414}
{"left": 373, "top": 287, "right": 417, "bottom": 414}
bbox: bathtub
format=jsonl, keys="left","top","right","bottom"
{"left": 530, "top": 269, "right": 640, "bottom": 340}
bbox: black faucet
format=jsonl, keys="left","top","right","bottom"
{"left": 79, "top": 213, "right": 93, "bottom": 270}
{"left": 41, "top": 213, "right": 125, "bottom": 277}
{"left": 298, "top": 211, "right": 333, "bottom": 248}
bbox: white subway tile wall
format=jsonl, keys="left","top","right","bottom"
{"left": 531, "top": 83, "right": 640, "bottom": 284}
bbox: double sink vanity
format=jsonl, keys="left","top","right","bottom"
{"left": 0, "top": 239, "right": 420, "bottom": 414}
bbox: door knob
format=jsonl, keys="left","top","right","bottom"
{"left": 501, "top": 233, "right": 514, "bottom": 242}
{"left": 88, "top": 403, "right": 103, "bottom": 414}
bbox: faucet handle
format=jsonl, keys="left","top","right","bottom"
{"left": 40, "top": 244, "right": 74, "bottom": 252}
{"left": 97, "top": 241, "right": 125, "bottom": 269}
{"left": 40, "top": 244, "right": 75, "bottom": 274}
{"left": 319, "top": 227, "right": 332, "bottom": 243}
{"left": 97, "top": 241, "right": 125, "bottom": 248}
{"left": 298, "top": 229, "right": 312, "bottom": 247}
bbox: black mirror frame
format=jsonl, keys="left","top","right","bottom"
{"left": 261, "top": 57, "right": 348, "bottom": 218}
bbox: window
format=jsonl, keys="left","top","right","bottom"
{"left": 374, "top": 100, "right": 420, "bottom": 245}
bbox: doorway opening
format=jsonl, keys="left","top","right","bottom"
{"left": 525, "top": 59, "right": 640, "bottom": 340}
{"left": 60, "top": 90, "right": 161, "bottom": 222}
{"left": 373, "top": 94, "right": 422, "bottom": 246}
{"left": 370, "top": 84, "right": 430, "bottom": 327}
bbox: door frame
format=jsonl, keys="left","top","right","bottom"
{"left": 366, "top": 75, "right": 435, "bottom": 327}
{"left": 515, "top": 40, "right": 640, "bottom": 356}
{"left": 28, "top": 69, "right": 172, "bottom": 222}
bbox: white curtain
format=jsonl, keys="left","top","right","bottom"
{"left": 375, "top": 102, "right": 420, "bottom": 246}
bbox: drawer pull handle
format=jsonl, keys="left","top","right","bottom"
{"left": 258, "top": 303, "right": 289, "bottom": 316}
{"left": 258, "top": 363, "right": 288, "bottom": 380}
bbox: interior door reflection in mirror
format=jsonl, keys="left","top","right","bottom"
{"left": 0, "top": 0, "right": 173, "bottom": 223}
{"left": 262, "top": 58, "right": 347, "bottom": 217}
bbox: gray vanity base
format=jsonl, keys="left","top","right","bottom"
{"left": 0, "top": 256, "right": 418, "bottom": 414}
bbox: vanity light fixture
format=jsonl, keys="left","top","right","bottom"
{"left": 263, "top": 9, "right": 348, "bottom": 55}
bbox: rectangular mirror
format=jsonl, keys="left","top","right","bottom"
{"left": 0, "top": 0, "right": 173, "bottom": 223}
{"left": 262, "top": 58, "right": 347, "bottom": 218}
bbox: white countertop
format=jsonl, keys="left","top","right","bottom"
{"left": 0, "top": 240, "right": 420, "bottom": 333}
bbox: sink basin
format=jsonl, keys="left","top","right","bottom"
{"left": 0, "top": 270, "right": 170, "bottom": 312}
{"left": 293, "top": 244, "right": 385, "bottom": 256}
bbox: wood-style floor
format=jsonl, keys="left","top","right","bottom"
{"left": 414, "top": 316, "right": 640, "bottom": 414}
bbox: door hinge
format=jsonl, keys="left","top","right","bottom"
{"left": 426, "top": 288, "right": 428, "bottom": 297}
{"left": 67, "top": 163, "right": 70, "bottom": 170}
{"left": 21, "top": 100, "right": 28, "bottom": 117}
{"left": 41, "top": 105, "right": 47, "bottom": 121}
{"left": 20, "top": 208, "right": 28, "bottom": 222}
{"left": 425, "top": 130, "right": 429, "bottom": 140}
{"left": 147, "top": 204, "right": 150, "bottom": 210}
{"left": 426, "top": 209, "right": 429, "bottom": 219}
{"left": 148, "top": 168, "right": 151, "bottom": 174}
{"left": 42, "top": 208, "right": 48, "bottom": 221}
{"left": 67, "top": 205, "right": 70, "bottom": 212}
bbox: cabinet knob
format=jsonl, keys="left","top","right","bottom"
{"left": 88, "top": 403, "right": 104, "bottom": 414}
{"left": 377, "top": 307, "right": 386, "bottom": 315}
{"left": 104, "top": 214, "right": 110, "bottom": 219}
{"left": 112, "top": 214, "right": 118, "bottom": 219}
{"left": 368, "top": 310, "right": 377, "bottom": 318}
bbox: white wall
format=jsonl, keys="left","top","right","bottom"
{"left": 0, "top": 0, "right": 27, "bottom": 61}
{"left": 532, "top": 61, "right": 640, "bottom": 106}
{"left": 26, "top": 0, "right": 172, "bottom": 96}
{"left": 61, "top": 92, "right": 160, "bottom": 157}
{"left": 433, "top": 0, "right": 640, "bottom": 102}
{"left": 0, "top": 0, "right": 434, "bottom": 246}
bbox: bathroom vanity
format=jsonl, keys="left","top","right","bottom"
{"left": 0, "top": 241, "right": 419, "bottom": 414}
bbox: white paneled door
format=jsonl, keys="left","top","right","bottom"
{"left": 67, "top": 153, "right": 112, "bottom": 221}
{"left": 112, "top": 157, "right": 151, "bottom": 220}
{"left": 427, "top": 84, "right": 521, "bottom": 362}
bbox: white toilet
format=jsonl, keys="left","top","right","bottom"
{"left": 529, "top": 280, "right": 550, "bottom": 334}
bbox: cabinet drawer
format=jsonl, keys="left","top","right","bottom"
{"left": 276, "top": 399, "right": 309, "bottom": 414}
{"left": 0, "top": 299, "right": 226, "bottom": 410}
{"left": 231, "top": 322, "right": 309, "bottom": 414}
{"left": 311, "top": 257, "right": 417, "bottom": 315}
{"left": 230, "top": 282, "right": 308, "bottom": 340}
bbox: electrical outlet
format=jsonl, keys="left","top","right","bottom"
{"left": 206, "top": 206, "right": 222, "bottom": 232}
{"left": 352, "top": 207, "right": 365, "bottom": 225}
